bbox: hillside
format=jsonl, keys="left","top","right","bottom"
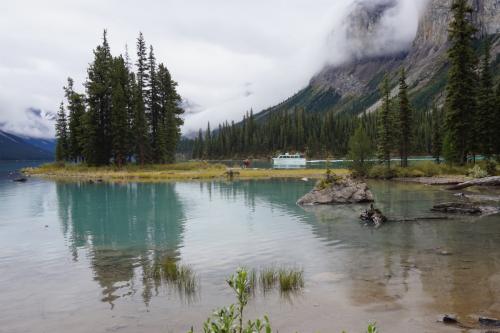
{"left": 0, "top": 130, "right": 54, "bottom": 160}
{"left": 256, "top": 0, "right": 500, "bottom": 120}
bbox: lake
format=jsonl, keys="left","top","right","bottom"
{"left": 1, "top": 162, "right": 500, "bottom": 333}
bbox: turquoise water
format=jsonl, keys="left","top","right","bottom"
{"left": 1, "top": 165, "right": 500, "bottom": 333}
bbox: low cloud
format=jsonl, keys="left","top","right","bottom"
{"left": 0, "top": 0, "right": 429, "bottom": 138}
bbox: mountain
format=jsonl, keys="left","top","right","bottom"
{"left": 257, "top": 0, "right": 500, "bottom": 120}
{"left": 0, "top": 130, "right": 54, "bottom": 160}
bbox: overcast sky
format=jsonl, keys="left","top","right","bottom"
{"left": 0, "top": 0, "right": 427, "bottom": 138}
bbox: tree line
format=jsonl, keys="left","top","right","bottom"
{"left": 192, "top": 0, "right": 499, "bottom": 167}
{"left": 55, "top": 31, "right": 184, "bottom": 166}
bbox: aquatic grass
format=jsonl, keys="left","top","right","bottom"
{"left": 277, "top": 267, "right": 304, "bottom": 293}
{"left": 259, "top": 266, "right": 278, "bottom": 292}
{"left": 149, "top": 257, "right": 198, "bottom": 298}
{"left": 257, "top": 266, "right": 304, "bottom": 295}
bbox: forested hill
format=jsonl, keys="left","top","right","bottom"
{"left": 256, "top": 0, "right": 500, "bottom": 121}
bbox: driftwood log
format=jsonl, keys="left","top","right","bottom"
{"left": 447, "top": 176, "right": 500, "bottom": 190}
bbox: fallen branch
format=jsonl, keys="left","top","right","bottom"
{"left": 447, "top": 176, "right": 500, "bottom": 190}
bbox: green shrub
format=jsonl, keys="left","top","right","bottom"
{"left": 484, "top": 160, "right": 497, "bottom": 176}
{"left": 367, "top": 165, "right": 397, "bottom": 179}
{"left": 467, "top": 164, "right": 488, "bottom": 178}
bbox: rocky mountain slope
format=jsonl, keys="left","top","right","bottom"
{"left": 257, "top": 0, "right": 500, "bottom": 120}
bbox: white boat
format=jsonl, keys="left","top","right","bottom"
{"left": 272, "top": 153, "right": 306, "bottom": 167}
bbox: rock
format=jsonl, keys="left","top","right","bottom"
{"left": 479, "top": 317, "right": 500, "bottom": 327}
{"left": 442, "top": 314, "right": 458, "bottom": 324}
{"left": 297, "top": 176, "right": 374, "bottom": 205}
{"left": 431, "top": 202, "right": 500, "bottom": 215}
{"left": 13, "top": 177, "right": 27, "bottom": 182}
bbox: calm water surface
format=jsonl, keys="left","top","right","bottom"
{"left": 1, "top": 162, "right": 500, "bottom": 333}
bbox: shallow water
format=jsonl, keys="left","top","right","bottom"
{"left": 1, "top": 164, "right": 500, "bottom": 333}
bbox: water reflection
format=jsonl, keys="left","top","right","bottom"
{"left": 300, "top": 181, "right": 500, "bottom": 322}
{"left": 54, "top": 179, "right": 500, "bottom": 319}
{"left": 56, "top": 182, "right": 188, "bottom": 307}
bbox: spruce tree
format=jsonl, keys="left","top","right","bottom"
{"left": 205, "top": 122, "right": 212, "bottom": 158}
{"left": 110, "top": 56, "right": 130, "bottom": 167}
{"left": 147, "top": 46, "right": 162, "bottom": 161}
{"left": 348, "top": 124, "right": 372, "bottom": 176}
{"left": 496, "top": 83, "right": 500, "bottom": 157}
{"left": 431, "top": 105, "right": 444, "bottom": 163}
{"left": 377, "top": 74, "right": 393, "bottom": 169}
{"left": 397, "top": 68, "right": 412, "bottom": 167}
{"left": 131, "top": 75, "right": 151, "bottom": 165}
{"left": 157, "top": 63, "right": 183, "bottom": 163}
{"left": 64, "top": 77, "right": 86, "bottom": 162}
{"left": 55, "top": 102, "right": 69, "bottom": 162}
{"left": 85, "top": 30, "right": 114, "bottom": 165}
{"left": 444, "top": 0, "right": 477, "bottom": 165}
{"left": 476, "top": 38, "right": 496, "bottom": 159}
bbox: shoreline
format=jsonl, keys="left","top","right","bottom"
{"left": 23, "top": 164, "right": 348, "bottom": 183}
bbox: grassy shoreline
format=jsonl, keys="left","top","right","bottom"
{"left": 23, "top": 162, "right": 348, "bottom": 182}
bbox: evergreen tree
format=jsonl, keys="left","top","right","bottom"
{"left": 110, "top": 56, "right": 130, "bottom": 166}
{"left": 136, "top": 32, "right": 149, "bottom": 95}
{"left": 55, "top": 102, "right": 69, "bottom": 161}
{"left": 204, "top": 122, "right": 212, "bottom": 158}
{"left": 147, "top": 46, "right": 162, "bottom": 161}
{"left": 84, "top": 30, "right": 113, "bottom": 165}
{"left": 377, "top": 75, "right": 393, "bottom": 168}
{"left": 431, "top": 105, "right": 444, "bottom": 164}
{"left": 64, "top": 77, "right": 86, "bottom": 162}
{"left": 476, "top": 38, "right": 496, "bottom": 159}
{"left": 496, "top": 83, "right": 500, "bottom": 157}
{"left": 397, "top": 68, "right": 412, "bottom": 167}
{"left": 444, "top": 0, "right": 477, "bottom": 165}
{"left": 158, "top": 63, "right": 184, "bottom": 163}
{"left": 348, "top": 124, "right": 372, "bottom": 176}
{"left": 131, "top": 76, "right": 151, "bottom": 165}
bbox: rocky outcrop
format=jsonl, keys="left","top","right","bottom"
{"left": 263, "top": 0, "right": 500, "bottom": 119}
{"left": 297, "top": 177, "right": 374, "bottom": 205}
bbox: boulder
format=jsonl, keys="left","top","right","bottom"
{"left": 297, "top": 177, "right": 374, "bottom": 205}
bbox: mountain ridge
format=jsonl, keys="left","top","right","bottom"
{"left": 0, "top": 129, "right": 54, "bottom": 160}
{"left": 256, "top": 0, "right": 500, "bottom": 120}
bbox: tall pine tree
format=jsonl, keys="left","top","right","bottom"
{"left": 64, "top": 77, "right": 86, "bottom": 162}
{"left": 443, "top": 0, "right": 477, "bottom": 165}
{"left": 110, "top": 56, "right": 130, "bottom": 167}
{"left": 397, "top": 68, "right": 412, "bottom": 167}
{"left": 377, "top": 74, "right": 393, "bottom": 168}
{"left": 55, "top": 102, "right": 69, "bottom": 162}
{"left": 476, "top": 38, "right": 496, "bottom": 159}
{"left": 84, "top": 30, "right": 114, "bottom": 165}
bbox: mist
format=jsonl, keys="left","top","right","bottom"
{"left": 0, "top": 0, "right": 429, "bottom": 138}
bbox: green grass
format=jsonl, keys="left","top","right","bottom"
{"left": 150, "top": 257, "right": 198, "bottom": 297}
{"left": 367, "top": 161, "right": 471, "bottom": 179}
{"left": 259, "top": 267, "right": 278, "bottom": 292}
{"left": 24, "top": 161, "right": 349, "bottom": 182}
{"left": 256, "top": 266, "right": 304, "bottom": 294}
{"left": 278, "top": 268, "right": 304, "bottom": 293}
